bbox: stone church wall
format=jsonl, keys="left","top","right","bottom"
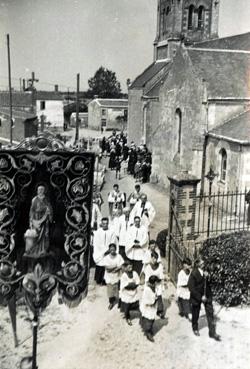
{"left": 151, "top": 48, "right": 207, "bottom": 188}
{"left": 128, "top": 88, "right": 143, "bottom": 145}
{"left": 205, "top": 137, "right": 242, "bottom": 192}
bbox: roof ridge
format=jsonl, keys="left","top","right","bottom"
{"left": 144, "top": 62, "right": 172, "bottom": 95}
{"left": 130, "top": 61, "right": 156, "bottom": 88}
{"left": 189, "top": 48, "right": 250, "bottom": 54}
{"left": 194, "top": 31, "right": 250, "bottom": 45}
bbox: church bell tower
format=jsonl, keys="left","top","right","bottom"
{"left": 154, "top": 0, "right": 220, "bottom": 61}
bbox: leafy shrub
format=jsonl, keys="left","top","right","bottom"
{"left": 200, "top": 231, "right": 250, "bottom": 307}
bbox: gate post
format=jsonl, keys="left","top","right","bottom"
{"left": 168, "top": 171, "right": 200, "bottom": 281}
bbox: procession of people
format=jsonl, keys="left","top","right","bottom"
{"left": 91, "top": 149, "right": 221, "bottom": 343}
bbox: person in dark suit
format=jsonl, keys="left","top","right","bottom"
{"left": 188, "top": 258, "right": 221, "bottom": 341}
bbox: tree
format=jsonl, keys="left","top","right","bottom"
{"left": 87, "top": 66, "right": 122, "bottom": 98}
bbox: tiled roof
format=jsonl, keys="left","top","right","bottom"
{"left": 35, "top": 91, "right": 63, "bottom": 101}
{"left": 94, "top": 99, "right": 128, "bottom": 108}
{"left": 193, "top": 32, "right": 250, "bottom": 51}
{"left": 0, "top": 91, "right": 33, "bottom": 107}
{"left": 208, "top": 110, "right": 250, "bottom": 144}
{"left": 0, "top": 107, "right": 37, "bottom": 120}
{"left": 187, "top": 49, "right": 250, "bottom": 98}
{"left": 130, "top": 60, "right": 169, "bottom": 89}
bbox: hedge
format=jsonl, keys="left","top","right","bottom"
{"left": 200, "top": 231, "right": 250, "bottom": 307}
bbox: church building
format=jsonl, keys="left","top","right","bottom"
{"left": 128, "top": 0, "right": 250, "bottom": 192}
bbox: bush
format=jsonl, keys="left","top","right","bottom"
{"left": 200, "top": 231, "right": 250, "bottom": 307}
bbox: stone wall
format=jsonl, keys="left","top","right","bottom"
{"left": 151, "top": 47, "right": 207, "bottom": 188}
{"left": 0, "top": 116, "right": 24, "bottom": 143}
{"left": 128, "top": 88, "right": 143, "bottom": 145}
{"left": 205, "top": 137, "right": 242, "bottom": 192}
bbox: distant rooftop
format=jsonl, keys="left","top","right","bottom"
{"left": 208, "top": 109, "right": 250, "bottom": 144}
{"left": 93, "top": 99, "right": 128, "bottom": 108}
{"left": 0, "top": 107, "right": 37, "bottom": 121}
{"left": 0, "top": 91, "right": 33, "bottom": 107}
{"left": 35, "top": 91, "right": 64, "bottom": 101}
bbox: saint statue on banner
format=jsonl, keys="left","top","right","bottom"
{"left": 28, "top": 185, "right": 53, "bottom": 256}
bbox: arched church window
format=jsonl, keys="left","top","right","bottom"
{"left": 175, "top": 108, "right": 182, "bottom": 154}
{"left": 198, "top": 6, "right": 205, "bottom": 29}
{"left": 188, "top": 5, "right": 194, "bottom": 30}
{"left": 166, "top": 6, "right": 171, "bottom": 16}
{"left": 220, "top": 148, "right": 227, "bottom": 181}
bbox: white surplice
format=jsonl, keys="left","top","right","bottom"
{"left": 140, "top": 285, "right": 158, "bottom": 320}
{"left": 142, "top": 263, "right": 164, "bottom": 296}
{"left": 125, "top": 224, "right": 149, "bottom": 261}
{"left": 93, "top": 228, "right": 117, "bottom": 266}
{"left": 103, "top": 253, "right": 124, "bottom": 285}
{"left": 91, "top": 203, "right": 102, "bottom": 229}
{"left": 117, "top": 214, "right": 131, "bottom": 246}
{"left": 120, "top": 271, "right": 140, "bottom": 303}
{"left": 177, "top": 269, "right": 190, "bottom": 300}
{"left": 129, "top": 200, "right": 156, "bottom": 229}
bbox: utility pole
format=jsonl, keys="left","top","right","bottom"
{"left": 75, "top": 73, "right": 80, "bottom": 144}
{"left": 7, "top": 34, "right": 13, "bottom": 145}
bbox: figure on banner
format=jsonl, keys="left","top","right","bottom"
{"left": 28, "top": 185, "right": 53, "bottom": 256}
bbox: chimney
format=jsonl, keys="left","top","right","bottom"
{"left": 54, "top": 84, "right": 59, "bottom": 92}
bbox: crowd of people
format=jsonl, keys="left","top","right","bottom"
{"left": 91, "top": 178, "right": 221, "bottom": 343}
{"left": 100, "top": 131, "right": 152, "bottom": 183}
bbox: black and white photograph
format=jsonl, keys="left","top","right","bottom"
{"left": 0, "top": 1, "right": 250, "bottom": 369}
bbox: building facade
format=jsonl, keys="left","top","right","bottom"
{"left": 128, "top": 0, "right": 250, "bottom": 192}
{"left": 88, "top": 99, "right": 128, "bottom": 131}
{"left": 0, "top": 91, "right": 37, "bottom": 144}
{"left": 128, "top": 0, "right": 220, "bottom": 147}
{"left": 36, "top": 91, "right": 64, "bottom": 130}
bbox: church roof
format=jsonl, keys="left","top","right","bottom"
{"left": 193, "top": 32, "right": 250, "bottom": 52}
{"left": 208, "top": 109, "right": 250, "bottom": 144}
{"left": 130, "top": 60, "right": 169, "bottom": 89}
{"left": 187, "top": 49, "right": 250, "bottom": 98}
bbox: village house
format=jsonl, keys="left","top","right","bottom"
{"left": 0, "top": 91, "right": 38, "bottom": 145}
{"left": 88, "top": 98, "right": 128, "bottom": 131}
{"left": 36, "top": 88, "right": 64, "bottom": 130}
{"left": 128, "top": 0, "right": 250, "bottom": 191}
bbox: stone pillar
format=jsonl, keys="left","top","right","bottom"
{"left": 168, "top": 171, "right": 200, "bottom": 241}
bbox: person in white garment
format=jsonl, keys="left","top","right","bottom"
{"left": 103, "top": 243, "right": 124, "bottom": 310}
{"left": 91, "top": 198, "right": 102, "bottom": 231}
{"left": 177, "top": 258, "right": 192, "bottom": 319}
{"left": 93, "top": 217, "right": 117, "bottom": 285}
{"left": 140, "top": 275, "right": 161, "bottom": 342}
{"left": 143, "top": 239, "right": 161, "bottom": 266}
{"left": 117, "top": 207, "right": 131, "bottom": 259}
{"left": 141, "top": 251, "right": 165, "bottom": 319}
{"left": 108, "top": 183, "right": 125, "bottom": 217}
{"left": 125, "top": 216, "right": 149, "bottom": 275}
{"left": 127, "top": 184, "right": 141, "bottom": 210}
{"left": 129, "top": 193, "right": 155, "bottom": 229}
{"left": 120, "top": 261, "right": 140, "bottom": 326}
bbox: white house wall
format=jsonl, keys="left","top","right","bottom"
{"left": 36, "top": 100, "right": 64, "bottom": 129}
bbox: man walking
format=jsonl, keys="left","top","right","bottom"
{"left": 188, "top": 258, "right": 221, "bottom": 341}
{"left": 125, "top": 216, "right": 148, "bottom": 275}
{"left": 129, "top": 193, "right": 155, "bottom": 229}
{"left": 93, "top": 217, "right": 117, "bottom": 285}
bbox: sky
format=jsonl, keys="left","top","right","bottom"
{"left": 0, "top": 0, "right": 250, "bottom": 92}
